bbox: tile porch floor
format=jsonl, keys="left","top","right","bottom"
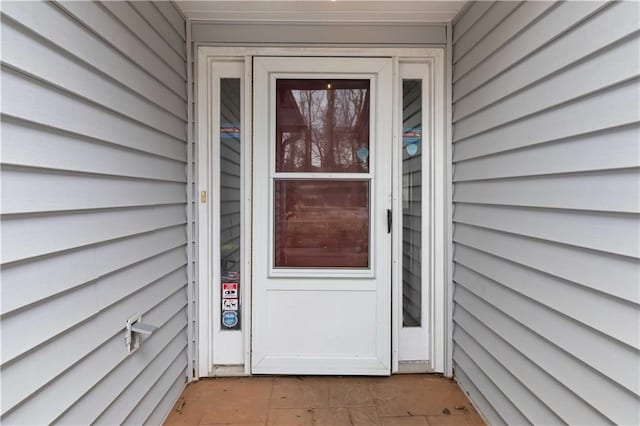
{"left": 165, "top": 374, "right": 485, "bottom": 426}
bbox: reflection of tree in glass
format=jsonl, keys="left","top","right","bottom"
{"left": 276, "top": 80, "right": 370, "bottom": 172}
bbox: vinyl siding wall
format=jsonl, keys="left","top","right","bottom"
{"left": 451, "top": 1, "right": 640, "bottom": 424}
{"left": 0, "top": 1, "right": 189, "bottom": 424}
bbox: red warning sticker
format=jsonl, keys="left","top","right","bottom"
{"left": 222, "top": 283, "right": 238, "bottom": 298}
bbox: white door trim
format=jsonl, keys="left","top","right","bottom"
{"left": 196, "top": 46, "right": 449, "bottom": 378}
{"left": 396, "top": 61, "right": 433, "bottom": 365}
{"left": 196, "top": 55, "right": 253, "bottom": 377}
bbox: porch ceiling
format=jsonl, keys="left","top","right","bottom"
{"left": 174, "top": 0, "right": 466, "bottom": 23}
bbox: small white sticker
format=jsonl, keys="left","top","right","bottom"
{"left": 222, "top": 299, "right": 238, "bottom": 310}
{"left": 222, "top": 289, "right": 238, "bottom": 298}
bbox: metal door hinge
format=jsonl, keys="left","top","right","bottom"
{"left": 200, "top": 191, "right": 207, "bottom": 203}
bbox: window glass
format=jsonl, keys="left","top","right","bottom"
{"left": 274, "top": 180, "right": 369, "bottom": 268}
{"left": 275, "top": 79, "right": 370, "bottom": 173}
{"left": 220, "top": 78, "right": 242, "bottom": 329}
{"left": 402, "top": 79, "right": 422, "bottom": 327}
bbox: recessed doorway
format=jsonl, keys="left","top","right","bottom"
{"left": 196, "top": 47, "right": 448, "bottom": 377}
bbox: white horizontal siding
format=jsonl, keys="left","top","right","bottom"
{"left": 130, "top": 2, "right": 185, "bottom": 58}
{"left": 452, "top": 2, "right": 640, "bottom": 425}
{"left": 452, "top": 1, "right": 523, "bottom": 64}
{"left": 2, "top": 166, "right": 186, "bottom": 214}
{"left": 2, "top": 276, "right": 186, "bottom": 420}
{"left": 1, "top": 67, "right": 185, "bottom": 161}
{"left": 0, "top": 1, "right": 187, "bottom": 424}
{"left": 454, "top": 124, "right": 640, "bottom": 181}
{"left": 454, "top": 309, "right": 609, "bottom": 425}
{"left": 1, "top": 17, "right": 185, "bottom": 139}
{"left": 1, "top": 1, "right": 186, "bottom": 119}
{"left": 2, "top": 117, "right": 186, "bottom": 182}
{"left": 56, "top": 1, "right": 186, "bottom": 94}
{"left": 454, "top": 78, "right": 640, "bottom": 161}
{"left": 455, "top": 37, "right": 639, "bottom": 140}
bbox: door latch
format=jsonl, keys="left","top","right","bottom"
{"left": 387, "top": 209, "right": 392, "bottom": 234}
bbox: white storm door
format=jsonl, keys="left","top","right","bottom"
{"left": 252, "top": 57, "right": 393, "bottom": 375}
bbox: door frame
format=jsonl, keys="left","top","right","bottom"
{"left": 196, "top": 46, "right": 449, "bottom": 378}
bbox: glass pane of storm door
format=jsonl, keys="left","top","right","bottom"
{"left": 274, "top": 180, "right": 369, "bottom": 268}
{"left": 275, "top": 79, "right": 370, "bottom": 172}
{"left": 273, "top": 79, "right": 372, "bottom": 269}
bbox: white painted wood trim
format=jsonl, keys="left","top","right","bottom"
{"left": 196, "top": 47, "right": 211, "bottom": 378}
{"left": 430, "top": 47, "right": 447, "bottom": 373}
{"left": 175, "top": 1, "right": 464, "bottom": 23}
{"left": 397, "top": 60, "right": 433, "bottom": 364}
{"left": 242, "top": 55, "right": 253, "bottom": 376}
{"left": 198, "top": 46, "right": 443, "bottom": 58}
{"left": 186, "top": 16, "right": 196, "bottom": 382}
{"left": 197, "top": 54, "right": 248, "bottom": 376}
{"left": 213, "top": 61, "right": 244, "bottom": 365}
{"left": 391, "top": 55, "right": 401, "bottom": 374}
{"left": 445, "top": 22, "right": 454, "bottom": 378}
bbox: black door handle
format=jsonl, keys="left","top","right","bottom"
{"left": 387, "top": 209, "right": 392, "bottom": 234}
